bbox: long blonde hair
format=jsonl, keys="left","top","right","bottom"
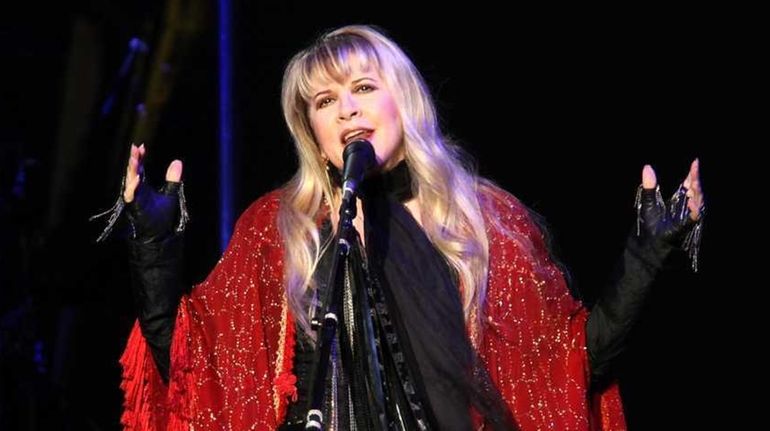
{"left": 278, "top": 25, "right": 505, "bottom": 337}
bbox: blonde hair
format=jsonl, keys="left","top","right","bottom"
{"left": 278, "top": 25, "right": 515, "bottom": 337}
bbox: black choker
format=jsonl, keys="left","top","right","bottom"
{"left": 327, "top": 160, "right": 414, "bottom": 202}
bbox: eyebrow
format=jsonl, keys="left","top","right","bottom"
{"left": 311, "top": 76, "right": 377, "bottom": 100}
{"left": 312, "top": 89, "right": 331, "bottom": 101}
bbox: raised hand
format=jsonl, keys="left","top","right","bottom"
{"left": 124, "top": 144, "right": 187, "bottom": 243}
{"left": 637, "top": 159, "right": 705, "bottom": 271}
{"left": 124, "top": 144, "right": 183, "bottom": 202}
{"left": 122, "top": 144, "right": 187, "bottom": 383}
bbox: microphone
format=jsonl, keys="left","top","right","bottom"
{"left": 339, "top": 139, "right": 375, "bottom": 226}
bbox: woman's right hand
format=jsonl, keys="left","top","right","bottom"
{"left": 124, "top": 144, "right": 185, "bottom": 243}
{"left": 124, "top": 144, "right": 183, "bottom": 202}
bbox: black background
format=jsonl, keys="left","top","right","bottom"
{"left": 2, "top": 1, "right": 743, "bottom": 429}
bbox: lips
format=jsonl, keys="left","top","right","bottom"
{"left": 341, "top": 128, "right": 373, "bottom": 145}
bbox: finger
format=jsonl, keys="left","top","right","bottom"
{"left": 684, "top": 159, "right": 700, "bottom": 198}
{"left": 124, "top": 174, "right": 140, "bottom": 203}
{"left": 124, "top": 152, "right": 140, "bottom": 202}
{"left": 687, "top": 158, "right": 703, "bottom": 220}
{"left": 124, "top": 145, "right": 138, "bottom": 201}
{"left": 689, "top": 158, "right": 700, "bottom": 192}
{"left": 165, "top": 160, "right": 183, "bottom": 182}
{"left": 683, "top": 158, "right": 698, "bottom": 189}
{"left": 126, "top": 144, "right": 137, "bottom": 176}
{"left": 126, "top": 156, "right": 137, "bottom": 183}
{"left": 688, "top": 178, "right": 700, "bottom": 197}
{"left": 124, "top": 143, "right": 146, "bottom": 203}
{"left": 127, "top": 143, "right": 146, "bottom": 176}
{"left": 642, "top": 164, "right": 657, "bottom": 189}
{"left": 136, "top": 143, "right": 146, "bottom": 177}
{"left": 687, "top": 193, "right": 703, "bottom": 221}
{"left": 690, "top": 158, "right": 699, "bottom": 181}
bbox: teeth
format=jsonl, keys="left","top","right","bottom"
{"left": 344, "top": 129, "right": 368, "bottom": 142}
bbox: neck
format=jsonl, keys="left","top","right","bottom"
{"left": 327, "top": 159, "right": 414, "bottom": 203}
{"left": 326, "top": 160, "right": 421, "bottom": 238}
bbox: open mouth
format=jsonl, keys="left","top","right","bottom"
{"left": 342, "top": 129, "right": 373, "bottom": 145}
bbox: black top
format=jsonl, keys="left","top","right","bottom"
{"left": 126, "top": 161, "right": 673, "bottom": 430}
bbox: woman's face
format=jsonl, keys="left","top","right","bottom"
{"left": 307, "top": 58, "right": 404, "bottom": 172}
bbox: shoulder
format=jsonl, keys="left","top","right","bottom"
{"left": 229, "top": 188, "right": 284, "bottom": 249}
{"left": 238, "top": 189, "right": 283, "bottom": 225}
{"left": 478, "top": 181, "right": 544, "bottom": 243}
{"left": 477, "top": 184, "right": 580, "bottom": 325}
{"left": 477, "top": 181, "right": 563, "bottom": 272}
{"left": 190, "top": 189, "right": 286, "bottom": 301}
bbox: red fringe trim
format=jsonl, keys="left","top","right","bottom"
{"left": 167, "top": 302, "right": 192, "bottom": 429}
{"left": 119, "top": 301, "right": 194, "bottom": 430}
{"left": 119, "top": 321, "right": 168, "bottom": 430}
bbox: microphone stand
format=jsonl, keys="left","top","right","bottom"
{"left": 303, "top": 190, "right": 359, "bottom": 431}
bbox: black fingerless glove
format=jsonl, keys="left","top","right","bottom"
{"left": 125, "top": 180, "right": 189, "bottom": 383}
{"left": 126, "top": 180, "right": 186, "bottom": 243}
{"left": 635, "top": 184, "right": 705, "bottom": 272}
{"left": 587, "top": 183, "right": 705, "bottom": 386}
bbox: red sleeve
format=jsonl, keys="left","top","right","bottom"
{"left": 119, "top": 190, "right": 295, "bottom": 430}
{"left": 478, "top": 186, "right": 626, "bottom": 431}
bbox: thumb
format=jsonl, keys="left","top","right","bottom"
{"left": 642, "top": 164, "right": 657, "bottom": 189}
{"left": 166, "top": 160, "right": 183, "bottom": 182}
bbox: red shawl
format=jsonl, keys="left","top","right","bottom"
{"left": 119, "top": 188, "right": 625, "bottom": 430}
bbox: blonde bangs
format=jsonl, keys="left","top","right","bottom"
{"left": 294, "top": 36, "right": 382, "bottom": 103}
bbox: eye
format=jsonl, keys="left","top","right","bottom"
{"left": 316, "top": 97, "right": 334, "bottom": 109}
{"left": 355, "top": 84, "right": 375, "bottom": 93}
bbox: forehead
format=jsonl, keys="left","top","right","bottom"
{"left": 308, "top": 56, "right": 378, "bottom": 90}
{"left": 299, "top": 43, "right": 385, "bottom": 101}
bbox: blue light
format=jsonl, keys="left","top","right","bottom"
{"left": 218, "top": 0, "right": 234, "bottom": 252}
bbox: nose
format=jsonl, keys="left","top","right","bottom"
{"left": 337, "top": 92, "right": 359, "bottom": 120}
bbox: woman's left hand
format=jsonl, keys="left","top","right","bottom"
{"left": 642, "top": 158, "right": 704, "bottom": 222}
{"left": 636, "top": 158, "right": 706, "bottom": 245}
{"left": 636, "top": 158, "right": 705, "bottom": 271}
